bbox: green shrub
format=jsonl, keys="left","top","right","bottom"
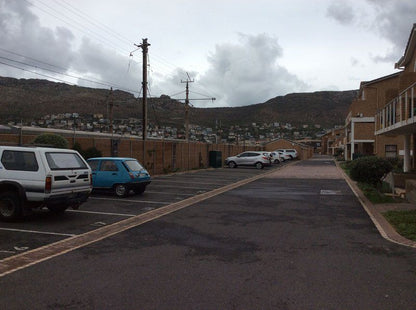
{"left": 82, "top": 147, "right": 102, "bottom": 159}
{"left": 33, "top": 133, "right": 68, "bottom": 149}
{"left": 386, "top": 157, "right": 403, "bottom": 173}
{"left": 349, "top": 156, "right": 393, "bottom": 186}
{"left": 72, "top": 142, "right": 83, "bottom": 153}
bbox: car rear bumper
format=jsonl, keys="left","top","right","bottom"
{"left": 45, "top": 190, "right": 91, "bottom": 206}
{"left": 128, "top": 180, "right": 151, "bottom": 189}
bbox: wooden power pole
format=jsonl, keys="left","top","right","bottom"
{"left": 135, "top": 38, "right": 150, "bottom": 165}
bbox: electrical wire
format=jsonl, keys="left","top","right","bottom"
{"left": 0, "top": 60, "right": 76, "bottom": 85}
{"left": 56, "top": 0, "right": 133, "bottom": 47}
{"left": 0, "top": 56, "right": 140, "bottom": 95}
{"left": 26, "top": 0, "right": 129, "bottom": 54}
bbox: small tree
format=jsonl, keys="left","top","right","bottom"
{"left": 349, "top": 156, "right": 393, "bottom": 186}
{"left": 33, "top": 133, "right": 69, "bottom": 149}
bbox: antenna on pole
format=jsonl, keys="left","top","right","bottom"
{"left": 181, "top": 73, "right": 194, "bottom": 142}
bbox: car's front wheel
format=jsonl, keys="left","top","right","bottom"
{"left": 0, "top": 191, "right": 22, "bottom": 221}
{"left": 273, "top": 159, "right": 280, "bottom": 164}
{"left": 114, "top": 184, "right": 129, "bottom": 197}
{"left": 228, "top": 161, "right": 237, "bottom": 168}
{"left": 255, "top": 162, "right": 264, "bottom": 169}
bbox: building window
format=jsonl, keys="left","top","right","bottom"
{"left": 385, "top": 145, "right": 397, "bottom": 158}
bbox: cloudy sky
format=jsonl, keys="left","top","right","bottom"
{"left": 0, "top": 0, "right": 415, "bottom": 107}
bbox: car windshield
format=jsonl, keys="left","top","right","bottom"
{"left": 124, "top": 160, "right": 144, "bottom": 171}
{"left": 46, "top": 152, "right": 88, "bottom": 170}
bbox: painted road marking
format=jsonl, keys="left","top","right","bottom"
{"left": 0, "top": 228, "right": 75, "bottom": 237}
{"left": 320, "top": 190, "right": 342, "bottom": 195}
{"left": 0, "top": 164, "right": 290, "bottom": 278}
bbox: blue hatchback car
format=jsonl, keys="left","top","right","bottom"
{"left": 87, "top": 157, "right": 151, "bottom": 197}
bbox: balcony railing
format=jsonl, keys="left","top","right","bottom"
{"left": 376, "top": 82, "right": 416, "bottom": 134}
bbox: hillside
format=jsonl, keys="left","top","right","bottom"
{"left": 0, "top": 76, "right": 357, "bottom": 128}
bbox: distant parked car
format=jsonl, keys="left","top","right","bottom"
{"left": 225, "top": 151, "right": 271, "bottom": 169}
{"left": 87, "top": 157, "right": 151, "bottom": 197}
{"left": 276, "top": 149, "right": 298, "bottom": 159}
{"left": 269, "top": 151, "right": 284, "bottom": 164}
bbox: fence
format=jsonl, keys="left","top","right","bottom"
{"left": 0, "top": 133, "right": 261, "bottom": 175}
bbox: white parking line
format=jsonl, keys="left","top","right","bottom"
{"left": 67, "top": 210, "right": 136, "bottom": 217}
{"left": 90, "top": 197, "right": 171, "bottom": 204}
{"left": 153, "top": 180, "right": 229, "bottom": 186}
{"left": 145, "top": 191, "right": 194, "bottom": 196}
{"left": 149, "top": 185, "right": 212, "bottom": 190}
{"left": 0, "top": 228, "right": 75, "bottom": 237}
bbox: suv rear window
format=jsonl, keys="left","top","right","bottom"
{"left": 46, "top": 152, "right": 88, "bottom": 170}
{"left": 1, "top": 150, "right": 39, "bottom": 171}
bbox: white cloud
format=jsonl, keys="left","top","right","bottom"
{"left": 196, "top": 33, "right": 307, "bottom": 107}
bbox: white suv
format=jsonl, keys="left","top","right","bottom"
{"left": 225, "top": 151, "right": 271, "bottom": 169}
{"left": 0, "top": 146, "right": 92, "bottom": 220}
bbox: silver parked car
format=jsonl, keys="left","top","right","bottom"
{"left": 225, "top": 151, "right": 271, "bottom": 169}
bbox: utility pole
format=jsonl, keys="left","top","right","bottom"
{"left": 135, "top": 38, "right": 150, "bottom": 165}
{"left": 181, "top": 73, "right": 194, "bottom": 142}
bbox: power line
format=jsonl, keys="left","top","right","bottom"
{"left": 26, "top": 0, "right": 129, "bottom": 55}
{"left": 0, "top": 56, "right": 140, "bottom": 95}
{"left": 0, "top": 60, "right": 76, "bottom": 85}
{"left": 56, "top": 0, "right": 133, "bottom": 47}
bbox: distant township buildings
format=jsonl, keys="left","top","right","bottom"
{"left": 322, "top": 23, "right": 416, "bottom": 173}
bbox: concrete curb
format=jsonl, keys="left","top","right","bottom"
{"left": 335, "top": 161, "right": 416, "bottom": 248}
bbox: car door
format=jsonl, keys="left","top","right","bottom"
{"left": 235, "top": 152, "right": 250, "bottom": 165}
{"left": 93, "top": 160, "right": 121, "bottom": 188}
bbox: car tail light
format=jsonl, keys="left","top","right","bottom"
{"left": 90, "top": 173, "right": 93, "bottom": 185}
{"left": 129, "top": 172, "right": 134, "bottom": 179}
{"left": 262, "top": 156, "right": 268, "bottom": 160}
{"left": 45, "top": 176, "right": 52, "bottom": 193}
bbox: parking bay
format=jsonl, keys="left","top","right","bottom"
{"left": 0, "top": 163, "right": 286, "bottom": 260}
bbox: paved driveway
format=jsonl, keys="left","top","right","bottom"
{"left": 1, "top": 157, "right": 415, "bottom": 309}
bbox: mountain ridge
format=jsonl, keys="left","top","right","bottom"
{"left": 0, "top": 76, "right": 357, "bottom": 129}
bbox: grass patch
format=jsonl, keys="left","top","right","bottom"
{"left": 340, "top": 161, "right": 404, "bottom": 204}
{"left": 357, "top": 182, "right": 396, "bottom": 204}
{"left": 383, "top": 210, "right": 416, "bottom": 241}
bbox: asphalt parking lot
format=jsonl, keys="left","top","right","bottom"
{"left": 0, "top": 161, "right": 289, "bottom": 261}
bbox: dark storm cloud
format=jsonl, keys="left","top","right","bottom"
{"left": 326, "top": 0, "right": 416, "bottom": 63}
{"left": 367, "top": 0, "right": 416, "bottom": 62}
{"left": 0, "top": 0, "right": 138, "bottom": 93}
{"left": 0, "top": 0, "right": 75, "bottom": 74}
{"left": 326, "top": 1, "right": 355, "bottom": 25}
{"left": 197, "top": 33, "right": 307, "bottom": 107}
